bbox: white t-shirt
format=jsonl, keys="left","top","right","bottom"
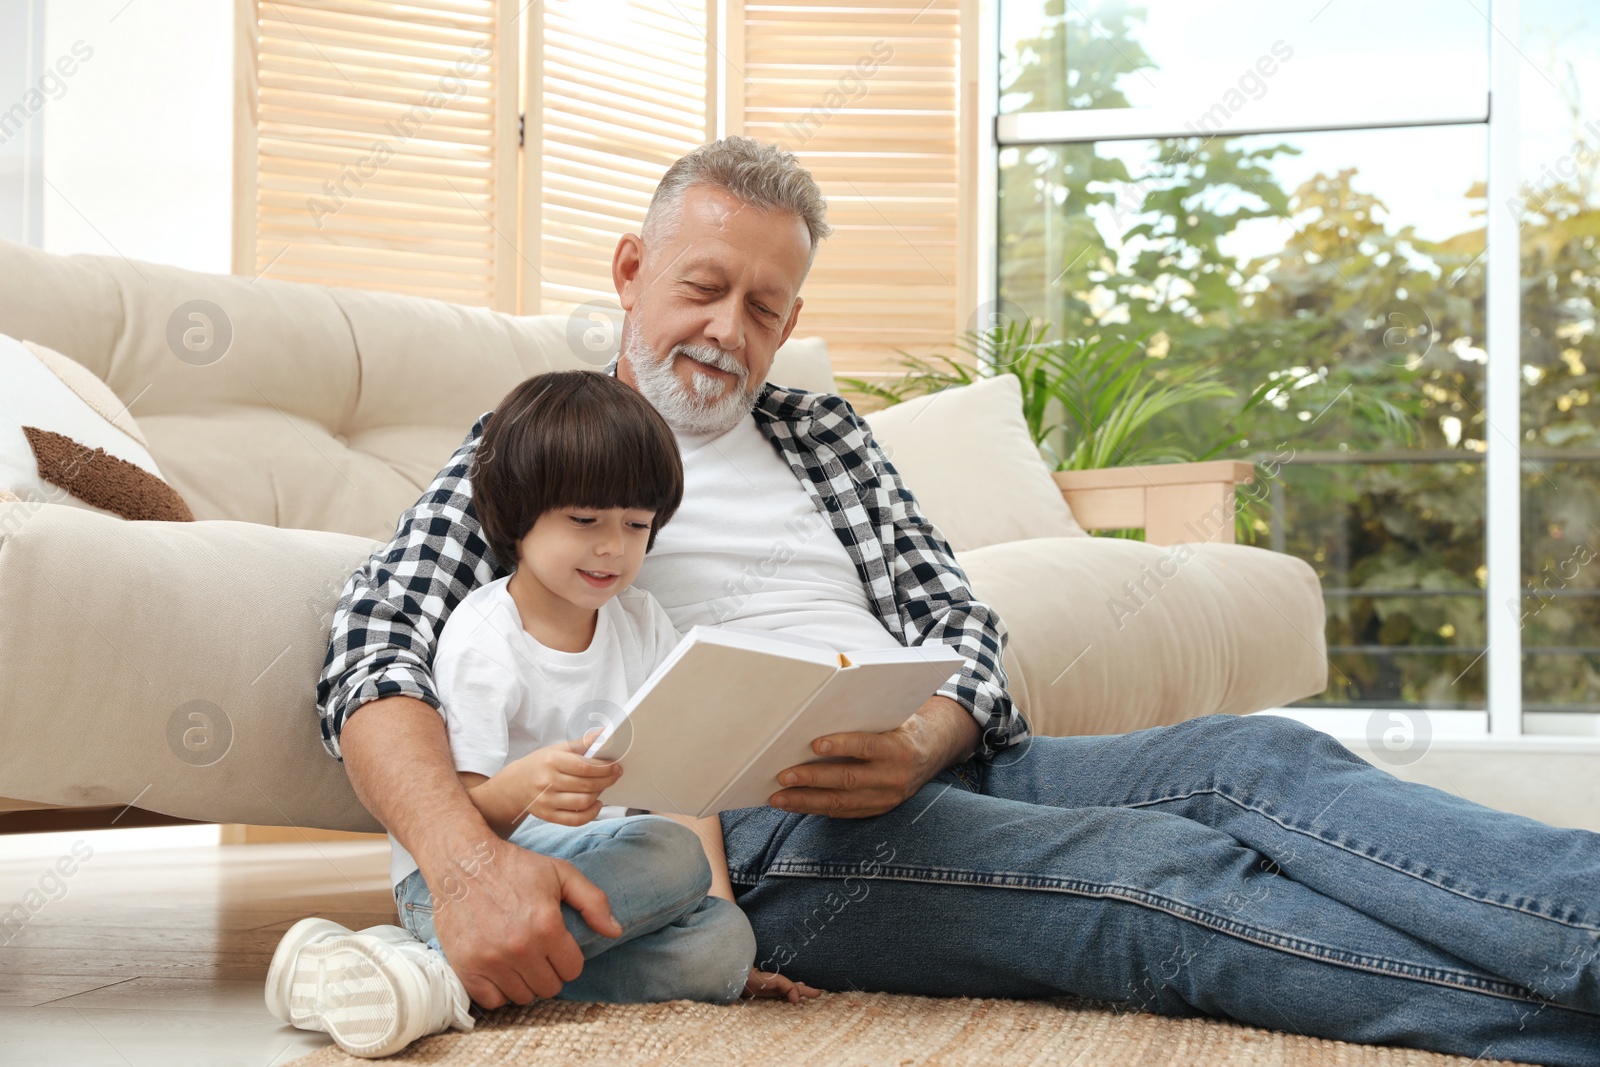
{"left": 389, "top": 578, "right": 681, "bottom": 889}
{"left": 636, "top": 413, "right": 903, "bottom": 656}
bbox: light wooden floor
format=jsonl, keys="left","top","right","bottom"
{"left": 0, "top": 832, "right": 399, "bottom": 1066}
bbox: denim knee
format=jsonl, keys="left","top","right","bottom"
{"left": 611, "top": 819, "right": 754, "bottom": 1004}
{"left": 619, "top": 816, "right": 715, "bottom": 907}
{"left": 1182, "top": 712, "right": 1365, "bottom": 770}
{"left": 677, "top": 897, "right": 757, "bottom": 1004}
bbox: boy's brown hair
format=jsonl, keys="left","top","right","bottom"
{"left": 472, "top": 370, "right": 684, "bottom": 570}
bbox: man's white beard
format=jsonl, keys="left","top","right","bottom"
{"left": 625, "top": 328, "right": 758, "bottom": 437}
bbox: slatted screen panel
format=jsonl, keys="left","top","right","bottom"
{"left": 737, "top": 0, "right": 967, "bottom": 381}
{"left": 235, "top": 0, "right": 518, "bottom": 309}
{"left": 236, "top": 0, "right": 970, "bottom": 344}
{"left": 523, "top": 0, "right": 712, "bottom": 316}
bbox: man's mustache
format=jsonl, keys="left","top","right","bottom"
{"left": 671, "top": 343, "right": 746, "bottom": 380}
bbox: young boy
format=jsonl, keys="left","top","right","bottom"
{"left": 266, "top": 370, "right": 817, "bottom": 1058}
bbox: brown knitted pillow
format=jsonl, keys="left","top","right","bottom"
{"left": 22, "top": 426, "right": 194, "bottom": 522}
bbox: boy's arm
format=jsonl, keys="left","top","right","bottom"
{"left": 656, "top": 813, "right": 819, "bottom": 1003}
{"left": 456, "top": 741, "right": 622, "bottom": 840}
{"left": 658, "top": 813, "right": 735, "bottom": 902}
{"left": 458, "top": 770, "right": 527, "bottom": 840}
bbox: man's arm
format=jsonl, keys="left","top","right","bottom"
{"left": 868, "top": 416, "right": 1028, "bottom": 759}
{"left": 317, "top": 415, "right": 619, "bottom": 1008}
{"left": 316, "top": 414, "right": 501, "bottom": 761}
{"left": 770, "top": 395, "right": 1027, "bottom": 818}
{"left": 343, "top": 696, "right": 495, "bottom": 873}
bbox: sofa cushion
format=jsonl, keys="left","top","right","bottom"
{"left": 960, "top": 536, "right": 1328, "bottom": 738}
{"left": 0, "top": 500, "right": 386, "bottom": 831}
{"left": 863, "top": 375, "right": 1086, "bottom": 551}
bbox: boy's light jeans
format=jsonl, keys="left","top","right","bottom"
{"left": 720, "top": 714, "right": 1600, "bottom": 1066}
{"left": 394, "top": 814, "right": 754, "bottom": 1004}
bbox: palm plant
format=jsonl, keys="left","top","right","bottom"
{"left": 1047, "top": 332, "right": 1238, "bottom": 470}
{"left": 842, "top": 320, "right": 1238, "bottom": 471}
{"left": 841, "top": 322, "right": 1245, "bottom": 539}
{"left": 844, "top": 323, "right": 1426, "bottom": 543}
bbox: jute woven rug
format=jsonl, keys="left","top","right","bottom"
{"left": 283, "top": 992, "right": 1522, "bottom": 1066}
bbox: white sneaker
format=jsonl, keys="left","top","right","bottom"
{"left": 266, "top": 917, "right": 475, "bottom": 1058}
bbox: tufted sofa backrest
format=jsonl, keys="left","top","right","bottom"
{"left": 0, "top": 239, "right": 832, "bottom": 541}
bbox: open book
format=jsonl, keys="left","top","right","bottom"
{"left": 584, "top": 627, "right": 965, "bottom": 817}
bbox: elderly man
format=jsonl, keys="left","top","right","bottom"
{"left": 318, "top": 137, "right": 1600, "bottom": 1065}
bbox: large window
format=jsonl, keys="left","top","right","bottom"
{"left": 995, "top": 0, "right": 1598, "bottom": 737}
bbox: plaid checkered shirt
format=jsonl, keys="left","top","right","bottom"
{"left": 316, "top": 372, "right": 1030, "bottom": 762}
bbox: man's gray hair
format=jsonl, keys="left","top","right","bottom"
{"left": 642, "top": 136, "right": 832, "bottom": 270}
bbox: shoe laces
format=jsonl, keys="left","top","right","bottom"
{"left": 391, "top": 938, "right": 475, "bottom": 1034}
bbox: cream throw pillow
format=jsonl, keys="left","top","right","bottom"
{"left": 0, "top": 333, "right": 193, "bottom": 521}
{"left": 863, "top": 374, "right": 1086, "bottom": 552}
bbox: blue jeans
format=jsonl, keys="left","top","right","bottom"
{"left": 395, "top": 814, "right": 754, "bottom": 1004}
{"left": 721, "top": 714, "right": 1600, "bottom": 1066}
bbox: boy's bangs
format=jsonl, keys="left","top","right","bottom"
{"left": 539, "top": 403, "right": 681, "bottom": 518}
{"left": 474, "top": 369, "right": 685, "bottom": 566}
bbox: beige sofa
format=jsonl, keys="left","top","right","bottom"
{"left": 0, "top": 238, "right": 1327, "bottom": 835}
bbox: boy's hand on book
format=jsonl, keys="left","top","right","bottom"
{"left": 743, "top": 967, "right": 823, "bottom": 1003}
{"left": 503, "top": 738, "right": 624, "bottom": 826}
